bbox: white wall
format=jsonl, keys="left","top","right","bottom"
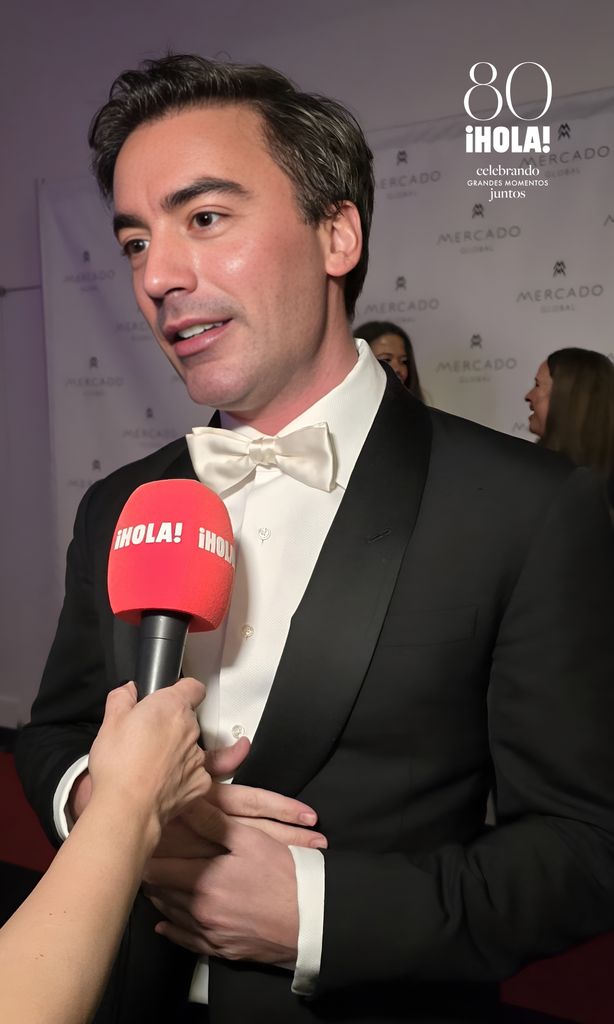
{"left": 2, "top": 0, "right": 614, "bottom": 725}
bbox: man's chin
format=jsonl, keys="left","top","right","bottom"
{"left": 183, "top": 372, "right": 246, "bottom": 412}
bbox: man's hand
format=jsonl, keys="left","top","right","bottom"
{"left": 69, "top": 729, "right": 326, "bottom": 856}
{"left": 144, "top": 821, "right": 299, "bottom": 964}
{"left": 153, "top": 736, "right": 327, "bottom": 858}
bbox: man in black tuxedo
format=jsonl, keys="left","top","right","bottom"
{"left": 16, "top": 55, "right": 614, "bottom": 1024}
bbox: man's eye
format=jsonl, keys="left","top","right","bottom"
{"left": 192, "top": 211, "right": 220, "bottom": 228}
{"left": 121, "top": 238, "right": 148, "bottom": 258}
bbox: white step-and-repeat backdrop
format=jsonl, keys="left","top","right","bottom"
{"left": 40, "top": 86, "right": 614, "bottom": 561}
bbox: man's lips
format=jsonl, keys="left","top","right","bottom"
{"left": 164, "top": 319, "right": 232, "bottom": 359}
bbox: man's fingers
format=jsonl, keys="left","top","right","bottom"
{"left": 144, "top": 855, "right": 211, "bottom": 890}
{"left": 209, "top": 782, "right": 318, "bottom": 827}
{"left": 181, "top": 797, "right": 233, "bottom": 848}
{"left": 235, "top": 816, "right": 327, "bottom": 848}
{"left": 154, "top": 920, "right": 209, "bottom": 955}
{"left": 205, "top": 737, "right": 251, "bottom": 778}
{"left": 147, "top": 890, "right": 196, "bottom": 929}
{"left": 153, "top": 830, "right": 221, "bottom": 859}
{"left": 144, "top": 819, "right": 247, "bottom": 889}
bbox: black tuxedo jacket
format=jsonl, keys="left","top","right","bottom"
{"left": 16, "top": 380, "right": 614, "bottom": 1024}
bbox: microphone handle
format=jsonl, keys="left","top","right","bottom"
{"left": 135, "top": 611, "right": 190, "bottom": 700}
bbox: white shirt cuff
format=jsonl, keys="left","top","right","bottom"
{"left": 289, "top": 845, "right": 325, "bottom": 997}
{"left": 188, "top": 959, "right": 210, "bottom": 1003}
{"left": 52, "top": 755, "right": 90, "bottom": 840}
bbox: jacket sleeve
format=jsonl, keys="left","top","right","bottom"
{"left": 317, "top": 466, "right": 614, "bottom": 993}
{"left": 14, "top": 481, "right": 111, "bottom": 845}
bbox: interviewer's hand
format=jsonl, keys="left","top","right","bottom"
{"left": 88, "top": 678, "right": 211, "bottom": 834}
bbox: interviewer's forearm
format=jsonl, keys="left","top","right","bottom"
{"left": 0, "top": 790, "right": 159, "bottom": 1024}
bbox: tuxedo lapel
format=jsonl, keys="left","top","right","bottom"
{"left": 234, "top": 383, "right": 432, "bottom": 793}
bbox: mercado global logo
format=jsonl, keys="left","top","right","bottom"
{"left": 67, "top": 455, "right": 103, "bottom": 491}
{"left": 516, "top": 260, "right": 605, "bottom": 314}
{"left": 437, "top": 206, "right": 521, "bottom": 254}
{"left": 518, "top": 120, "right": 611, "bottom": 177}
{"left": 115, "top": 318, "right": 150, "bottom": 342}
{"left": 435, "top": 334, "right": 517, "bottom": 385}
{"left": 358, "top": 291, "right": 440, "bottom": 324}
{"left": 64, "top": 356, "right": 124, "bottom": 395}
{"left": 376, "top": 150, "right": 441, "bottom": 200}
{"left": 64, "top": 251, "right": 115, "bottom": 292}
{"left": 122, "top": 406, "right": 177, "bottom": 449}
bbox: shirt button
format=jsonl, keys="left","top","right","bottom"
{"left": 241, "top": 624, "right": 255, "bottom": 639}
{"left": 232, "top": 724, "right": 246, "bottom": 739}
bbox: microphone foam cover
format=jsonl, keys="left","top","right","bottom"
{"left": 108, "top": 479, "right": 235, "bottom": 632}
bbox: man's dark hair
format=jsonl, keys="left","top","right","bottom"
{"left": 89, "top": 53, "right": 374, "bottom": 318}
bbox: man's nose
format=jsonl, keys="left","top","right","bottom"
{"left": 142, "top": 234, "right": 198, "bottom": 300}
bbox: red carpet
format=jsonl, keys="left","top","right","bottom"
{"left": 0, "top": 751, "right": 55, "bottom": 872}
{"left": 2, "top": 749, "right": 614, "bottom": 1022}
{"left": 502, "top": 934, "right": 614, "bottom": 1024}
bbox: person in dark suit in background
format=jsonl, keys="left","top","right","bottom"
{"left": 16, "top": 55, "right": 614, "bottom": 1024}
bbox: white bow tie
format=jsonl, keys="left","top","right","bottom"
{"left": 186, "top": 422, "right": 336, "bottom": 495}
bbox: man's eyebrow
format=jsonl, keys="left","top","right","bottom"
{"left": 113, "top": 213, "right": 146, "bottom": 238}
{"left": 113, "top": 178, "right": 250, "bottom": 238}
{"left": 161, "top": 177, "right": 250, "bottom": 211}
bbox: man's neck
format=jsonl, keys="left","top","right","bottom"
{"left": 227, "top": 333, "right": 359, "bottom": 435}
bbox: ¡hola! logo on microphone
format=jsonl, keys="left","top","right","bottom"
{"left": 113, "top": 521, "right": 236, "bottom": 567}
{"left": 464, "top": 62, "right": 552, "bottom": 155}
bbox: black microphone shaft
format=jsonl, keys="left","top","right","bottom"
{"left": 135, "top": 611, "right": 190, "bottom": 700}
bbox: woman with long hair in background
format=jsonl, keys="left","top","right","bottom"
{"left": 355, "top": 320, "right": 425, "bottom": 401}
{"left": 525, "top": 346, "right": 614, "bottom": 505}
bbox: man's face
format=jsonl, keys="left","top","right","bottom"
{"left": 112, "top": 105, "right": 354, "bottom": 427}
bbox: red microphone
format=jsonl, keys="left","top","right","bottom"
{"left": 108, "top": 479, "right": 235, "bottom": 699}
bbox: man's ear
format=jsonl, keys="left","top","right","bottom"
{"left": 321, "top": 202, "right": 362, "bottom": 279}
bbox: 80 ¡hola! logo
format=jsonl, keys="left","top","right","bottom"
{"left": 464, "top": 62, "right": 552, "bottom": 154}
